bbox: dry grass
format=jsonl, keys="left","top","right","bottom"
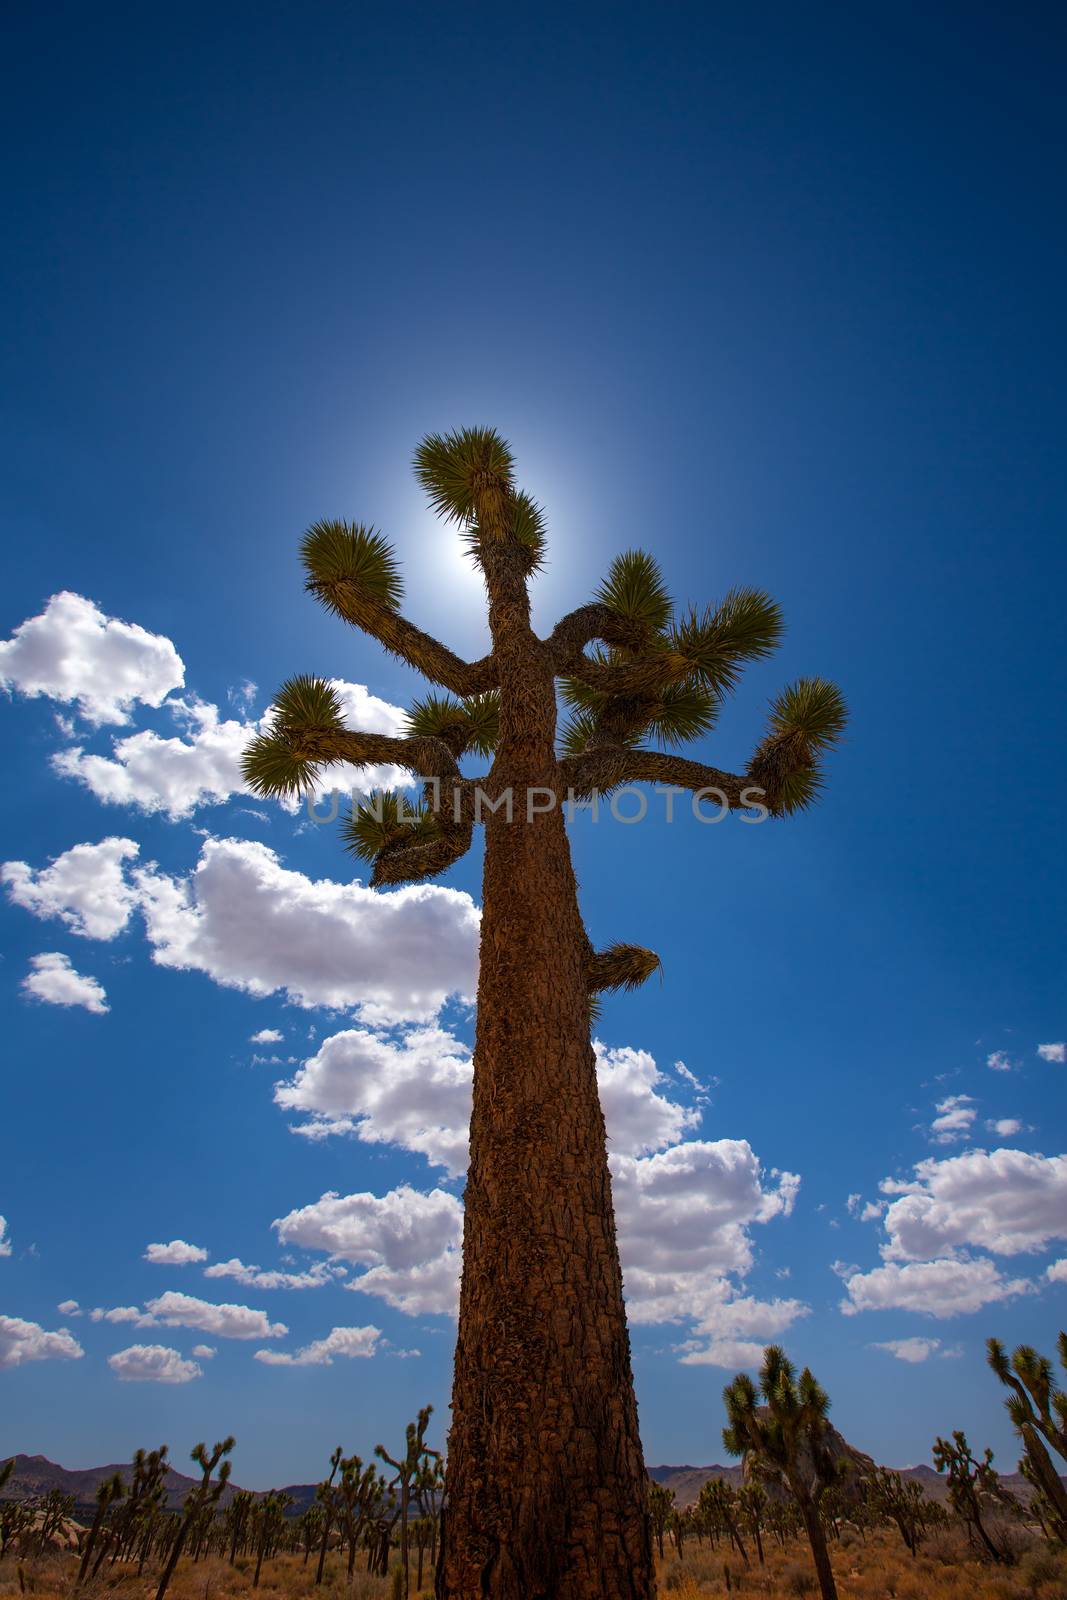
{"left": 3, "top": 1530, "right": 1066, "bottom": 1600}
{"left": 655, "top": 1524, "right": 1067, "bottom": 1598}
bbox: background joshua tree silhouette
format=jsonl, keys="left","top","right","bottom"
{"left": 723, "top": 1345, "right": 843, "bottom": 1600}
{"left": 243, "top": 427, "right": 846, "bottom": 1600}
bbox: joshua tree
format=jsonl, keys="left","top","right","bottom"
{"left": 738, "top": 1482, "right": 767, "bottom": 1564}
{"left": 226, "top": 1489, "right": 255, "bottom": 1565}
{"left": 647, "top": 1482, "right": 674, "bottom": 1561}
{"left": 987, "top": 1333, "right": 1067, "bottom": 1541}
{"left": 115, "top": 1446, "right": 169, "bottom": 1576}
{"left": 32, "top": 1489, "right": 75, "bottom": 1558}
{"left": 155, "top": 1437, "right": 234, "bottom": 1600}
{"left": 698, "top": 1479, "right": 748, "bottom": 1564}
{"left": 932, "top": 1430, "right": 1015, "bottom": 1563}
{"left": 376, "top": 1406, "right": 440, "bottom": 1599}
{"left": 243, "top": 428, "right": 846, "bottom": 1599}
{"left": 723, "top": 1346, "right": 842, "bottom": 1600}
{"left": 252, "top": 1492, "right": 292, "bottom": 1587}
{"left": 865, "top": 1468, "right": 933, "bottom": 1556}
{"left": 76, "top": 1474, "right": 124, "bottom": 1585}
{"left": 314, "top": 1446, "right": 343, "bottom": 1584}
{"left": 299, "top": 1504, "right": 324, "bottom": 1566}
{"left": 336, "top": 1455, "right": 381, "bottom": 1579}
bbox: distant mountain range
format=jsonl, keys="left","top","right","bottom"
{"left": 0, "top": 1456, "right": 319, "bottom": 1518}
{"left": 3, "top": 1453, "right": 1051, "bottom": 1519}
{"left": 647, "top": 1460, "right": 1046, "bottom": 1508}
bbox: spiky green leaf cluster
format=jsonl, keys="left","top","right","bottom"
{"left": 668, "top": 589, "right": 784, "bottom": 694}
{"left": 342, "top": 791, "right": 440, "bottom": 864}
{"left": 301, "top": 521, "right": 403, "bottom": 613}
{"left": 768, "top": 677, "right": 848, "bottom": 750}
{"left": 413, "top": 427, "right": 514, "bottom": 529}
{"left": 406, "top": 690, "right": 500, "bottom": 757}
{"left": 644, "top": 682, "right": 719, "bottom": 749}
{"left": 596, "top": 549, "right": 673, "bottom": 640}
{"left": 241, "top": 676, "right": 344, "bottom": 799}
{"left": 464, "top": 489, "right": 546, "bottom": 572}
{"left": 564, "top": 558, "right": 788, "bottom": 756}
{"left": 747, "top": 677, "right": 848, "bottom": 814}
{"left": 590, "top": 942, "right": 662, "bottom": 993}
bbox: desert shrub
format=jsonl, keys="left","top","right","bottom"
{"left": 783, "top": 1563, "right": 817, "bottom": 1595}
{"left": 663, "top": 1566, "right": 693, "bottom": 1590}
{"left": 1016, "top": 1543, "right": 1067, "bottom": 1593}
{"left": 923, "top": 1524, "right": 973, "bottom": 1565}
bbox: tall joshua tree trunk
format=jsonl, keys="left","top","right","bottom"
{"left": 442, "top": 547, "right": 650, "bottom": 1597}
{"left": 243, "top": 427, "right": 846, "bottom": 1600}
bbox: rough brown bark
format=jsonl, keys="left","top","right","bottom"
{"left": 437, "top": 548, "right": 653, "bottom": 1599}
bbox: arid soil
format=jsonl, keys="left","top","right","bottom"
{"left": 3, "top": 1526, "right": 1067, "bottom": 1600}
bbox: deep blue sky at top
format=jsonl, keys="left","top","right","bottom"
{"left": 1, "top": 2, "right": 1065, "bottom": 1484}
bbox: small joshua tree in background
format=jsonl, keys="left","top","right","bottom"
{"left": 154, "top": 1437, "right": 234, "bottom": 1600}
{"left": 252, "top": 1492, "right": 292, "bottom": 1588}
{"left": 376, "top": 1406, "right": 440, "bottom": 1600}
{"left": 932, "top": 1430, "right": 1018, "bottom": 1563}
{"left": 723, "top": 1346, "right": 842, "bottom": 1600}
{"left": 647, "top": 1482, "right": 674, "bottom": 1561}
{"left": 865, "top": 1467, "right": 935, "bottom": 1556}
{"left": 76, "top": 1474, "right": 124, "bottom": 1585}
{"left": 738, "top": 1482, "right": 767, "bottom": 1564}
{"left": 314, "top": 1446, "right": 343, "bottom": 1585}
{"left": 698, "top": 1479, "right": 749, "bottom": 1564}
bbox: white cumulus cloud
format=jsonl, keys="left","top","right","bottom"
{"left": 0, "top": 1314, "right": 84, "bottom": 1368}
{"left": 929, "top": 1094, "right": 976, "bottom": 1145}
{"left": 6, "top": 835, "right": 481, "bottom": 1027}
{"left": 0, "top": 592, "right": 185, "bottom": 726}
{"left": 203, "top": 1258, "right": 342, "bottom": 1290}
{"left": 108, "top": 1344, "right": 202, "bottom": 1383}
{"left": 255, "top": 1325, "right": 381, "bottom": 1367}
{"left": 90, "top": 1305, "right": 159, "bottom": 1328}
{"left": 144, "top": 1240, "right": 209, "bottom": 1266}
{"left": 0, "top": 1218, "right": 11, "bottom": 1258}
{"left": 145, "top": 1290, "right": 287, "bottom": 1340}
{"left": 275, "top": 1186, "right": 463, "bottom": 1317}
{"left": 134, "top": 837, "right": 480, "bottom": 1024}
{"left": 869, "top": 1336, "right": 944, "bottom": 1362}
{"left": 986, "top": 1119, "right": 1022, "bottom": 1138}
{"left": 1037, "top": 1042, "right": 1065, "bottom": 1064}
{"left": 840, "top": 1256, "right": 1032, "bottom": 1318}
{"left": 987, "top": 1051, "right": 1016, "bottom": 1072}
{"left": 878, "top": 1148, "right": 1067, "bottom": 1260}
{"left": 276, "top": 1025, "right": 473, "bottom": 1173}
{"left": 22, "top": 952, "right": 108, "bottom": 1014}
{"left": 3, "top": 838, "right": 140, "bottom": 940}
{"left": 251, "top": 1029, "right": 283, "bottom": 1044}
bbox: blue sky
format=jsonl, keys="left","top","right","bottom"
{"left": 1, "top": 2, "right": 1065, "bottom": 1487}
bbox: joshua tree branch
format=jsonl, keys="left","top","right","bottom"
{"left": 559, "top": 748, "right": 760, "bottom": 808}
{"left": 545, "top": 604, "right": 616, "bottom": 670}
{"left": 562, "top": 650, "right": 684, "bottom": 696}
{"left": 288, "top": 728, "right": 465, "bottom": 786}
{"left": 371, "top": 819, "right": 475, "bottom": 888}
{"left": 308, "top": 581, "right": 497, "bottom": 694}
